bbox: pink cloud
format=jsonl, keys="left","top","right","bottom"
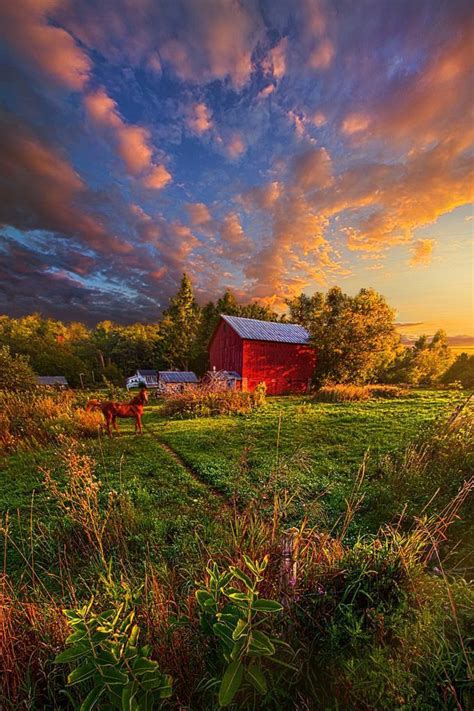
{"left": 186, "top": 202, "right": 212, "bottom": 226}
{"left": 342, "top": 113, "right": 371, "bottom": 135}
{"left": 0, "top": 115, "right": 131, "bottom": 256}
{"left": 142, "top": 164, "right": 172, "bottom": 190}
{"left": 226, "top": 133, "right": 246, "bottom": 160}
{"left": 0, "top": 0, "right": 91, "bottom": 90}
{"left": 84, "top": 87, "right": 171, "bottom": 188}
{"left": 308, "top": 38, "right": 335, "bottom": 69}
{"left": 186, "top": 102, "right": 213, "bottom": 135}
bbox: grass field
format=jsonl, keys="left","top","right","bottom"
{"left": 1, "top": 389, "right": 472, "bottom": 709}
{"left": 1, "top": 389, "right": 468, "bottom": 582}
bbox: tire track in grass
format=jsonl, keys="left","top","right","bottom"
{"left": 155, "top": 439, "right": 232, "bottom": 509}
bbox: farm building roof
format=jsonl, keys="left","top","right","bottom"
{"left": 206, "top": 370, "right": 242, "bottom": 380}
{"left": 36, "top": 376, "right": 68, "bottom": 386}
{"left": 137, "top": 369, "right": 158, "bottom": 377}
{"left": 159, "top": 371, "right": 199, "bottom": 383}
{"left": 221, "top": 315, "right": 311, "bottom": 345}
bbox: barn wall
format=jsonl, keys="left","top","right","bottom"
{"left": 242, "top": 340, "right": 316, "bottom": 395}
{"left": 208, "top": 319, "right": 243, "bottom": 374}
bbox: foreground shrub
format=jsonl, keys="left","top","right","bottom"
{"left": 162, "top": 385, "right": 266, "bottom": 418}
{"left": 55, "top": 596, "right": 173, "bottom": 710}
{"left": 314, "top": 383, "right": 409, "bottom": 402}
{"left": 196, "top": 555, "right": 294, "bottom": 707}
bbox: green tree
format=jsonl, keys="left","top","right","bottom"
{"left": 384, "top": 330, "right": 454, "bottom": 385}
{"left": 160, "top": 273, "right": 202, "bottom": 370}
{"left": 0, "top": 345, "right": 37, "bottom": 390}
{"left": 441, "top": 352, "right": 474, "bottom": 388}
{"left": 290, "top": 287, "right": 399, "bottom": 384}
{"left": 286, "top": 292, "right": 324, "bottom": 331}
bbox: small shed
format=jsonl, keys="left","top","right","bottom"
{"left": 36, "top": 376, "right": 69, "bottom": 388}
{"left": 158, "top": 371, "right": 199, "bottom": 393}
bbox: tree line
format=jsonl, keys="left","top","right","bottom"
{"left": 0, "top": 274, "right": 472, "bottom": 388}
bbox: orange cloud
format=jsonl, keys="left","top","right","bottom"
{"left": 312, "top": 111, "right": 326, "bottom": 127}
{"left": 159, "top": 1, "right": 262, "bottom": 89}
{"left": 351, "top": 21, "right": 473, "bottom": 148}
{"left": 0, "top": 0, "right": 91, "bottom": 90}
{"left": 293, "top": 148, "right": 333, "bottom": 190}
{"left": 342, "top": 113, "right": 371, "bottom": 135}
{"left": 409, "top": 239, "right": 435, "bottom": 267}
{"left": 241, "top": 181, "right": 282, "bottom": 211}
{"left": 84, "top": 87, "right": 171, "bottom": 188}
{"left": 219, "top": 212, "right": 251, "bottom": 259}
{"left": 258, "top": 84, "right": 275, "bottom": 99}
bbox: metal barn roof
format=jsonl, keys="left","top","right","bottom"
{"left": 137, "top": 369, "right": 158, "bottom": 377}
{"left": 36, "top": 376, "right": 68, "bottom": 386}
{"left": 159, "top": 371, "right": 198, "bottom": 383}
{"left": 221, "top": 315, "right": 310, "bottom": 345}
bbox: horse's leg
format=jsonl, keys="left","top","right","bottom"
{"left": 136, "top": 415, "right": 142, "bottom": 434}
{"left": 112, "top": 416, "right": 120, "bottom": 435}
{"left": 105, "top": 413, "right": 112, "bottom": 438}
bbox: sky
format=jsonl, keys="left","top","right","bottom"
{"left": 0, "top": 0, "right": 472, "bottom": 334}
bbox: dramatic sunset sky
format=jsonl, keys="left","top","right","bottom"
{"left": 0, "top": 0, "right": 472, "bottom": 333}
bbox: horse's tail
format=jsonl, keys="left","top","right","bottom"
{"left": 86, "top": 399, "right": 102, "bottom": 412}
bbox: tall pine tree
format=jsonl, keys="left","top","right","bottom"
{"left": 160, "top": 274, "right": 202, "bottom": 370}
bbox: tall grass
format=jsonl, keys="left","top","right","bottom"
{"left": 314, "top": 383, "right": 410, "bottom": 402}
{"left": 0, "top": 390, "right": 103, "bottom": 450}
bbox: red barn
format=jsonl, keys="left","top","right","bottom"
{"left": 208, "top": 315, "right": 316, "bottom": 395}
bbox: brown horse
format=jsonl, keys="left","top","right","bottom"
{"left": 86, "top": 387, "right": 149, "bottom": 436}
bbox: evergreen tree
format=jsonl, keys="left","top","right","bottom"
{"left": 160, "top": 274, "right": 202, "bottom": 370}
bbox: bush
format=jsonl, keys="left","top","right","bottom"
{"left": 162, "top": 385, "right": 266, "bottom": 418}
{"left": 314, "top": 383, "right": 409, "bottom": 402}
{"left": 0, "top": 390, "right": 101, "bottom": 450}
